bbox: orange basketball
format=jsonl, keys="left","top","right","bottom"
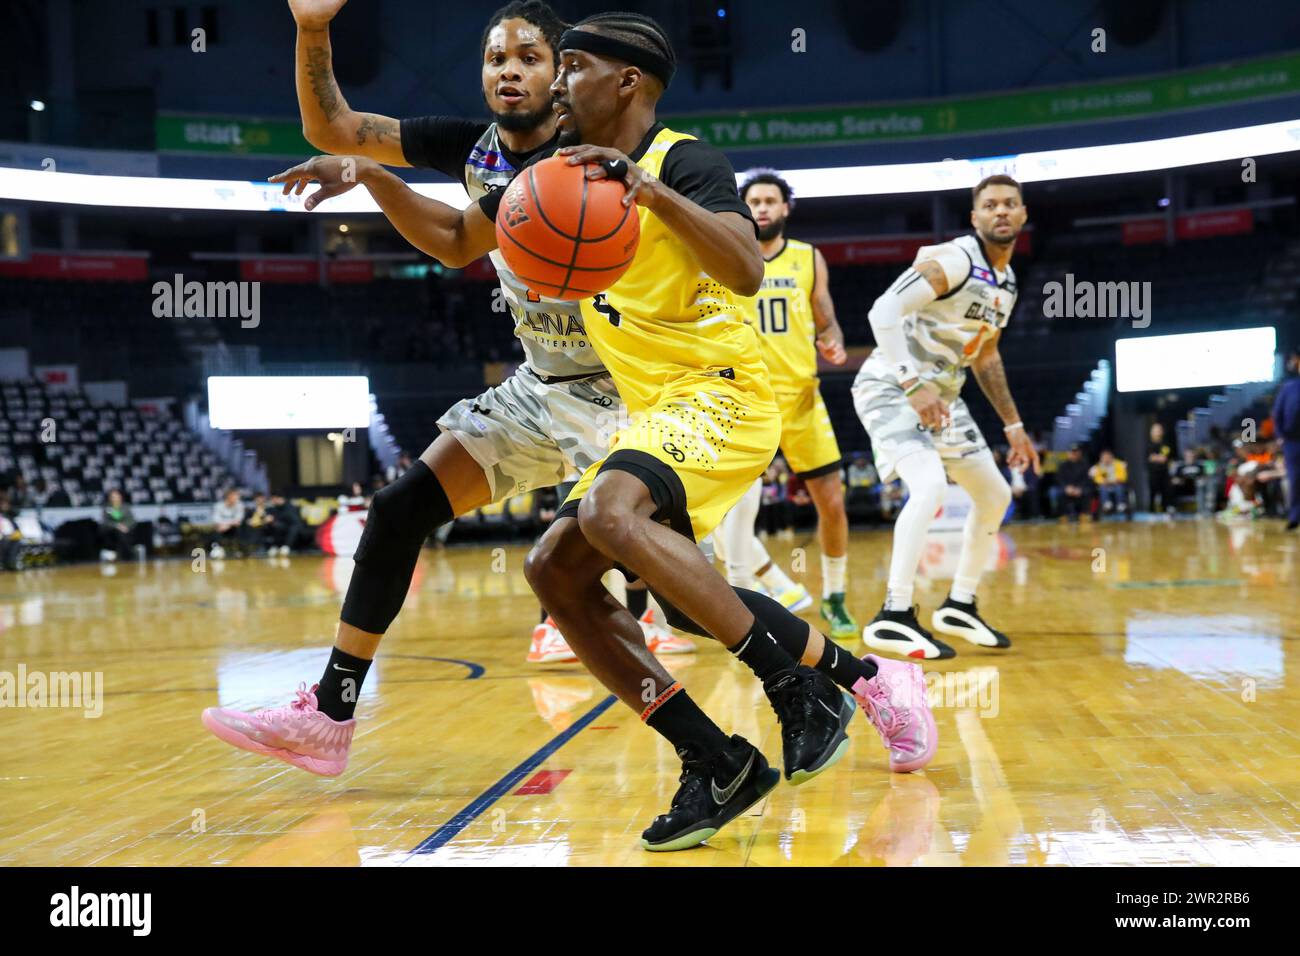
{"left": 494, "top": 155, "right": 640, "bottom": 300}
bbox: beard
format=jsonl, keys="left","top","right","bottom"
{"left": 757, "top": 217, "right": 785, "bottom": 242}
{"left": 492, "top": 102, "right": 554, "bottom": 134}
{"left": 979, "top": 223, "right": 1019, "bottom": 247}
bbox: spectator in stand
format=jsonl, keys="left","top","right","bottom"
{"left": 784, "top": 471, "right": 816, "bottom": 533}
{"left": 9, "top": 477, "right": 33, "bottom": 511}
{"left": 1219, "top": 461, "right": 1263, "bottom": 520}
{"left": 845, "top": 454, "right": 878, "bottom": 518}
{"left": 1147, "top": 422, "right": 1173, "bottom": 513}
{"left": 759, "top": 461, "right": 791, "bottom": 537}
{"left": 385, "top": 453, "right": 413, "bottom": 484}
{"left": 370, "top": 475, "right": 388, "bottom": 497}
{"left": 1089, "top": 449, "right": 1128, "bottom": 517}
{"left": 243, "top": 493, "right": 275, "bottom": 553}
{"left": 1168, "top": 448, "right": 1204, "bottom": 512}
{"left": 1255, "top": 445, "right": 1288, "bottom": 517}
{"left": 1056, "top": 444, "right": 1094, "bottom": 522}
{"left": 29, "top": 478, "right": 53, "bottom": 509}
{"left": 996, "top": 447, "right": 1037, "bottom": 520}
{"left": 99, "top": 488, "right": 138, "bottom": 562}
{"left": 45, "top": 481, "right": 72, "bottom": 508}
{"left": 266, "top": 494, "right": 308, "bottom": 555}
{"left": 1272, "top": 347, "right": 1300, "bottom": 530}
{"left": 211, "top": 488, "right": 245, "bottom": 559}
{"left": 846, "top": 455, "right": 877, "bottom": 490}
{"left": 338, "top": 481, "right": 368, "bottom": 511}
{"left": 0, "top": 492, "right": 21, "bottom": 571}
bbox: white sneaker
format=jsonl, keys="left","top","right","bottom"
{"left": 209, "top": 544, "right": 226, "bottom": 560}
{"left": 526, "top": 617, "right": 578, "bottom": 663}
{"left": 639, "top": 607, "right": 696, "bottom": 655}
{"left": 99, "top": 549, "right": 117, "bottom": 563}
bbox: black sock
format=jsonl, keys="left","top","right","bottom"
{"left": 643, "top": 685, "right": 730, "bottom": 756}
{"left": 730, "top": 617, "right": 797, "bottom": 683}
{"left": 315, "top": 647, "right": 372, "bottom": 721}
{"left": 539, "top": 606, "right": 548, "bottom": 624}
{"left": 625, "top": 586, "right": 648, "bottom": 618}
{"left": 817, "top": 638, "right": 877, "bottom": 690}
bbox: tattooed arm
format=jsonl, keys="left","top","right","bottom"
{"left": 292, "top": 1, "right": 408, "bottom": 165}
{"left": 972, "top": 329, "right": 1041, "bottom": 473}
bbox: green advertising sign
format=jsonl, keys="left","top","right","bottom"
{"left": 672, "top": 51, "right": 1300, "bottom": 150}
{"left": 156, "top": 113, "right": 313, "bottom": 157}
{"left": 156, "top": 52, "right": 1300, "bottom": 156}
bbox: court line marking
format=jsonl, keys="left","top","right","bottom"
{"left": 386, "top": 655, "right": 486, "bottom": 679}
{"left": 405, "top": 693, "right": 618, "bottom": 859}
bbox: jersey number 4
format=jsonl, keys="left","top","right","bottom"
{"left": 758, "top": 298, "right": 789, "bottom": 334}
{"left": 592, "top": 293, "right": 621, "bottom": 327}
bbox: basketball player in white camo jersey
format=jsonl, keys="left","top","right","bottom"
{"left": 852, "top": 174, "right": 1040, "bottom": 659}
{"left": 198, "top": 0, "right": 690, "bottom": 781}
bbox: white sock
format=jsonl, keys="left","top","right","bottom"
{"left": 885, "top": 452, "right": 948, "bottom": 611}
{"left": 821, "top": 553, "right": 846, "bottom": 598}
{"left": 758, "top": 559, "right": 797, "bottom": 594}
{"left": 717, "top": 478, "right": 761, "bottom": 588}
{"left": 947, "top": 451, "right": 1012, "bottom": 609}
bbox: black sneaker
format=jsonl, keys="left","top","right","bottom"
{"left": 641, "top": 736, "right": 780, "bottom": 852}
{"left": 931, "top": 596, "right": 1012, "bottom": 649}
{"left": 763, "top": 666, "right": 854, "bottom": 784}
{"left": 862, "top": 605, "right": 957, "bottom": 660}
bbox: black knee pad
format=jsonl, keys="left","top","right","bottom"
{"left": 341, "top": 460, "right": 454, "bottom": 633}
{"left": 353, "top": 460, "right": 452, "bottom": 564}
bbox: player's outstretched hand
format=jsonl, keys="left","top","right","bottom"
{"left": 1006, "top": 428, "right": 1042, "bottom": 475}
{"left": 905, "top": 380, "right": 949, "bottom": 432}
{"left": 559, "top": 145, "right": 660, "bottom": 209}
{"left": 288, "top": 0, "right": 348, "bottom": 30}
{"left": 269, "top": 155, "right": 373, "bottom": 211}
{"left": 815, "top": 329, "right": 847, "bottom": 365}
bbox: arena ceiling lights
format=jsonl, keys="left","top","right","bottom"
{"left": 2, "top": 118, "right": 1298, "bottom": 212}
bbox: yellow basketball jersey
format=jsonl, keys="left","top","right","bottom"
{"left": 577, "top": 126, "right": 773, "bottom": 415}
{"left": 752, "top": 238, "right": 818, "bottom": 393}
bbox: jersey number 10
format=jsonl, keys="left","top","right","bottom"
{"left": 758, "top": 298, "right": 789, "bottom": 334}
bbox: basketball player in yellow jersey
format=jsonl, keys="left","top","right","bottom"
{"left": 716, "top": 169, "right": 857, "bottom": 639}
{"left": 272, "top": 11, "right": 935, "bottom": 850}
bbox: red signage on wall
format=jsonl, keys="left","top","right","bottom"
{"left": 0, "top": 252, "right": 149, "bottom": 280}
{"left": 1122, "top": 209, "right": 1254, "bottom": 245}
{"left": 239, "top": 258, "right": 318, "bottom": 283}
{"left": 1177, "top": 208, "right": 1254, "bottom": 239}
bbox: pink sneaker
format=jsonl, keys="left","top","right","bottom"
{"left": 640, "top": 607, "right": 696, "bottom": 655}
{"left": 201, "top": 683, "right": 355, "bottom": 777}
{"left": 852, "top": 655, "right": 937, "bottom": 773}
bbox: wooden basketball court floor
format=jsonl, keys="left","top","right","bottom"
{"left": 2, "top": 519, "right": 1297, "bottom": 867}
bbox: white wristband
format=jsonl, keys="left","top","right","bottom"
{"left": 1003, "top": 422, "right": 1024, "bottom": 433}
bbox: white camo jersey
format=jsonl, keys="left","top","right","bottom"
{"left": 463, "top": 124, "right": 604, "bottom": 379}
{"left": 855, "top": 234, "right": 1018, "bottom": 401}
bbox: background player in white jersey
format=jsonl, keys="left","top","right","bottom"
{"left": 200, "top": 0, "right": 690, "bottom": 778}
{"left": 853, "top": 174, "right": 1040, "bottom": 659}
{"left": 714, "top": 171, "right": 857, "bottom": 638}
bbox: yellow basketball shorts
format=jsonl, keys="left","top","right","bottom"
{"left": 776, "top": 386, "right": 842, "bottom": 477}
{"left": 558, "top": 379, "right": 781, "bottom": 541}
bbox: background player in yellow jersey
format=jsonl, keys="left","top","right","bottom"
{"left": 269, "top": 11, "right": 934, "bottom": 850}
{"left": 714, "top": 170, "right": 857, "bottom": 639}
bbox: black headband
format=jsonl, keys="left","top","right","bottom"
{"left": 559, "top": 28, "right": 675, "bottom": 89}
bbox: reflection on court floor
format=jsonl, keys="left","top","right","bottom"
{"left": 1, "top": 520, "right": 1297, "bottom": 866}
